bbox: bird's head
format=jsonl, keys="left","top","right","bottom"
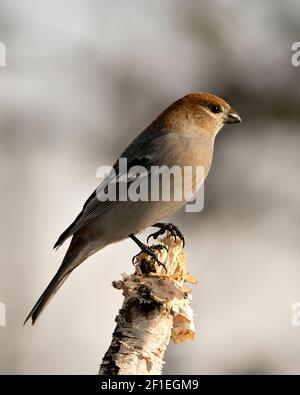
{"left": 154, "top": 92, "right": 241, "bottom": 140}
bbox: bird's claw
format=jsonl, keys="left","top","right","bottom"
{"left": 147, "top": 223, "right": 185, "bottom": 247}
{"left": 151, "top": 244, "right": 168, "bottom": 253}
{"left": 132, "top": 245, "right": 167, "bottom": 273}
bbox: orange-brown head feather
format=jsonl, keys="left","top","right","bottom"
{"left": 150, "top": 92, "right": 241, "bottom": 140}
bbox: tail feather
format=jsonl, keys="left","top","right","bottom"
{"left": 24, "top": 269, "right": 72, "bottom": 325}
{"left": 25, "top": 234, "right": 94, "bottom": 325}
{"left": 53, "top": 212, "right": 83, "bottom": 249}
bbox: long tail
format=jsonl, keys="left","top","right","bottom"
{"left": 24, "top": 234, "right": 92, "bottom": 325}
{"left": 23, "top": 267, "right": 72, "bottom": 325}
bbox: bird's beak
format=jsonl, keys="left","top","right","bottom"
{"left": 224, "top": 109, "right": 242, "bottom": 124}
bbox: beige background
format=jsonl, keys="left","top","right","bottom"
{"left": 1, "top": 0, "right": 300, "bottom": 374}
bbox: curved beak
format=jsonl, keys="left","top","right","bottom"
{"left": 225, "top": 109, "right": 242, "bottom": 124}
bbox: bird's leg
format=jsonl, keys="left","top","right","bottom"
{"left": 129, "top": 234, "right": 167, "bottom": 273}
{"left": 147, "top": 223, "right": 185, "bottom": 247}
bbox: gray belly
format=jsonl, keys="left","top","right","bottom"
{"left": 89, "top": 198, "right": 185, "bottom": 246}
{"left": 88, "top": 134, "right": 214, "bottom": 247}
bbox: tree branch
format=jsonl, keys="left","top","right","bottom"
{"left": 99, "top": 234, "right": 197, "bottom": 375}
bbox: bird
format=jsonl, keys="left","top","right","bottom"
{"left": 24, "top": 92, "right": 241, "bottom": 325}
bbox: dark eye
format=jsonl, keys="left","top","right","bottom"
{"left": 208, "top": 104, "right": 222, "bottom": 114}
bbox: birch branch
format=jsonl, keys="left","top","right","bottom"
{"left": 99, "top": 234, "right": 197, "bottom": 375}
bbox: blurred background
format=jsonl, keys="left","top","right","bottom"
{"left": 0, "top": 0, "right": 300, "bottom": 374}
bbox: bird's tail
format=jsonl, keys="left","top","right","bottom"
{"left": 23, "top": 266, "right": 72, "bottom": 326}
{"left": 24, "top": 235, "right": 91, "bottom": 326}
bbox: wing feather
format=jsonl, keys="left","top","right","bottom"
{"left": 54, "top": 129, "right": 170, "bottom": 248}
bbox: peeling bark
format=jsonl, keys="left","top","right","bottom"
{"left": 99, "top": 234, "right": 197, "bottom": 375}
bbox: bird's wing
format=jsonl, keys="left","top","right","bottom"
{"left": 54, "top": 129, "right": 170, "bottom": 248}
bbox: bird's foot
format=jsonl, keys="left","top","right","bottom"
{"left": 147, "top": 222, "right": 185, "bottom": 247}
{"left": 130, "top": 234, "right": 167, "bottom": 273}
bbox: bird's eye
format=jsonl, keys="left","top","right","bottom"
{"left": 208, "top": 104, "right": 222, "bottom": 114}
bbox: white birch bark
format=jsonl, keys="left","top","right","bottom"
{"left": 99, "top": 235, "right": 197, "bottom": 375}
